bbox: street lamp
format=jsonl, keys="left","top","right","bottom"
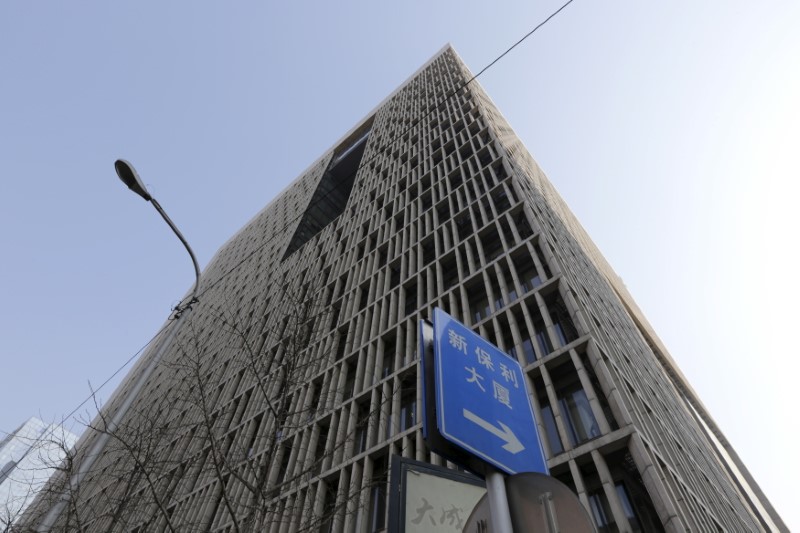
{"left": 114, "top": 159, "right": 201, "bottom": 310}
{"left": 37, "top": 160, "right": 201, "bottom": 531}
{"left": 114, "top": 159, "right": 151, "bottom": 201}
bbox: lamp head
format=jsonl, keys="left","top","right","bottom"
{"left": 114, "top": 159, "right": 152, "bottom": 201}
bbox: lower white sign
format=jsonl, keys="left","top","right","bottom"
{"left": 404, "top": 469, "right": 486, "bottom": 532}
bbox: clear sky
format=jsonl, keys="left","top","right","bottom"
{"left": 1, "top": 1, "right": 797, "bottom": 529}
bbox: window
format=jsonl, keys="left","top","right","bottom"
{"left": 382, "top": 334, "right": 396, "bottom": 380}
{"left": 436, "top": 200, "right": 451, "bottom": 223}
{"left": 550, "top": 365, "right": 601, "bottom": 446}
{"left": 514, "top": 209, "right": 534, "bottom": 239}
{"left": 440, "top": 253, "right": 458, "bottom": 291}
{"left": 521, "top": 339, "right": 536, "bottom": 365}
{"left": 354, "top": 403, "right": 370, "bottom": 454}
{"left": 399, "top": 377, "right": 417, "bottom": 432}
{"left": 335, "top": 327, "right": 349, "bottom": 361}
{"left": 389, "top": 261, "right": 401, "bottom": 289}
{"left": 477, "top": 147, "right": 492, "bottom": 167}
{"left": 604, "top": 450, "right": 664, "bottom": 532}
{"left": 318, "top": 478, "right": 338, "bottom": 533}
{"left": 491, "top": 186, "right": 512, "bottom": 213}
{"left": 493, "top": 161, "right": 508, "bottom": 181}
{"left": 588, "top": 490, "right": 618, "bottom": 533}
{"left": 359, "top": 282, "right": 370, "bottom": 310}
{"left": 342, "top": 360, "right": 357, "bottom": 402}
{"left": 579, "top": 351, "right": 618, "bottom": 430}
{"left": 541, "top": 404, "right": 563, "bottom": 455}
{"left": 526, "top": 302, "right": 553, "bottom": 356}
{"left": 459, "top": 143, "right": 473, "bottom": 162}
{"left": 312, "top": 423, "right": 329, "bottom": 475}
{"left": 455, "top": 212, "right": 473, "bottom": 241}
{"left": 369, "top": 457, "right": 388, "bottom": 532}
{"left": 421, "top": 191, "right": 432, "bottom": 212}
{"left": 489, "top": 273, "right": 504, "bottom": 312}
{"left": 533, "top": 243, "right": 552, "bottom": 278}
{"left": 276, "top": 442, "right": 293, "bottom": 484}
{"left": 380, "top": 349, "right": 394, "bottom": 380}
{"left": 559, "top": 388, "right": 600, "bottom": 445}
{"left": 448, "top": 170, "right": 463, "bottom": 190}
{"left": 421, "top": 237, "right": 436, "bottom": 265}
{"left": 329, "top": 303, "right": 341, "bottom": 331}
{"left": 512, "top": 251, "right": 542, "bottom": 293}
{"left": 404, "top": 282, "right": 418, "bottom": 316}
{"left": 534, "top": 376, "right": 563, "bottom": 455}
{"left": 616, "top": 483, "right": 642, "bottom": 532}
{"left": 480, "top": 227, "right": 503, "bottom": 262}
{"left": 500, "top": 263, "right": 517, "bottom": 303}
{"left": 545, "top": 292, "right": 579, "bottom": 347}
{"left": 500, "top": 321, "right": 516, "bottom": 359}
{"left": 534, "top": 323, "right": 552, "bottom": 356}
{"left": 468, "top": 282, "right": 490, "bottom": 323}
{"left": 471, "top": 204, "right": 484, "bottom": 229}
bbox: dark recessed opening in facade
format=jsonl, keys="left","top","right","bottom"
{"left": 283, "top": 120, "right": 373, "bottom": 260}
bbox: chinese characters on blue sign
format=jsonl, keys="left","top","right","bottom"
{"left": 432, "top": 308, "right": 548, "bottom": 475}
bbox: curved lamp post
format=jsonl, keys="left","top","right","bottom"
{"left": 38, "top": 160, "right": 201, "bottom": 531}
{"left": 114, "top": 159, "right": 201, "bottom": 311}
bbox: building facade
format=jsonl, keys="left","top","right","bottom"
{"left": 25, "top": 46, "right": 784, "bottom": 532}
{"left": 1, "top": 417, "right": 78, "bottom": 529}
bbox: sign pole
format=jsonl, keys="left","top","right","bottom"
{"left": 485, "top": 466, "right": 513, "bottom": 533}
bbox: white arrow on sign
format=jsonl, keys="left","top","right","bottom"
{"left": 462, "top": 409, "right": 525, "bottom": 454}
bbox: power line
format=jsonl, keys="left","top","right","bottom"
{"left": 469, "top": 0, "right": 576, "bottom": 82}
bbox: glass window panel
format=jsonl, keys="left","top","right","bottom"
{"left": 541, "top": 405, "right": 563, "bottom": 455}
{"left": 559, "top": 388, "right": 601, "bottom": 446}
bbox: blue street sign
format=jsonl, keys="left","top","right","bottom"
{"left": 432, "top": 308, "right": 548, "bottom": 476}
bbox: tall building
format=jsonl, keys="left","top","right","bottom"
{"left": 25, "top": 45, "right": 784, "bottom": 532}
{"left": 1, "top": 417, "right": 78, "bottom": 529}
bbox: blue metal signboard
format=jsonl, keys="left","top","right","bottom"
{"left": 432, "top": 308, "right": 548, "bottom": 476}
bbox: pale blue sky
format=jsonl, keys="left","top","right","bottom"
{"left": 1, "top": 1, "right": 798, "bottom": 529}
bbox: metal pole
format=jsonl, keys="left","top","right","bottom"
{"left": 486, "top": 466, "right": 514, "bottom": 533}
{"left": 37, "top": 307, "right": 192, "bottom": 531}
{"left": 150, "top": 198, "right": 201, "bottom": 303}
